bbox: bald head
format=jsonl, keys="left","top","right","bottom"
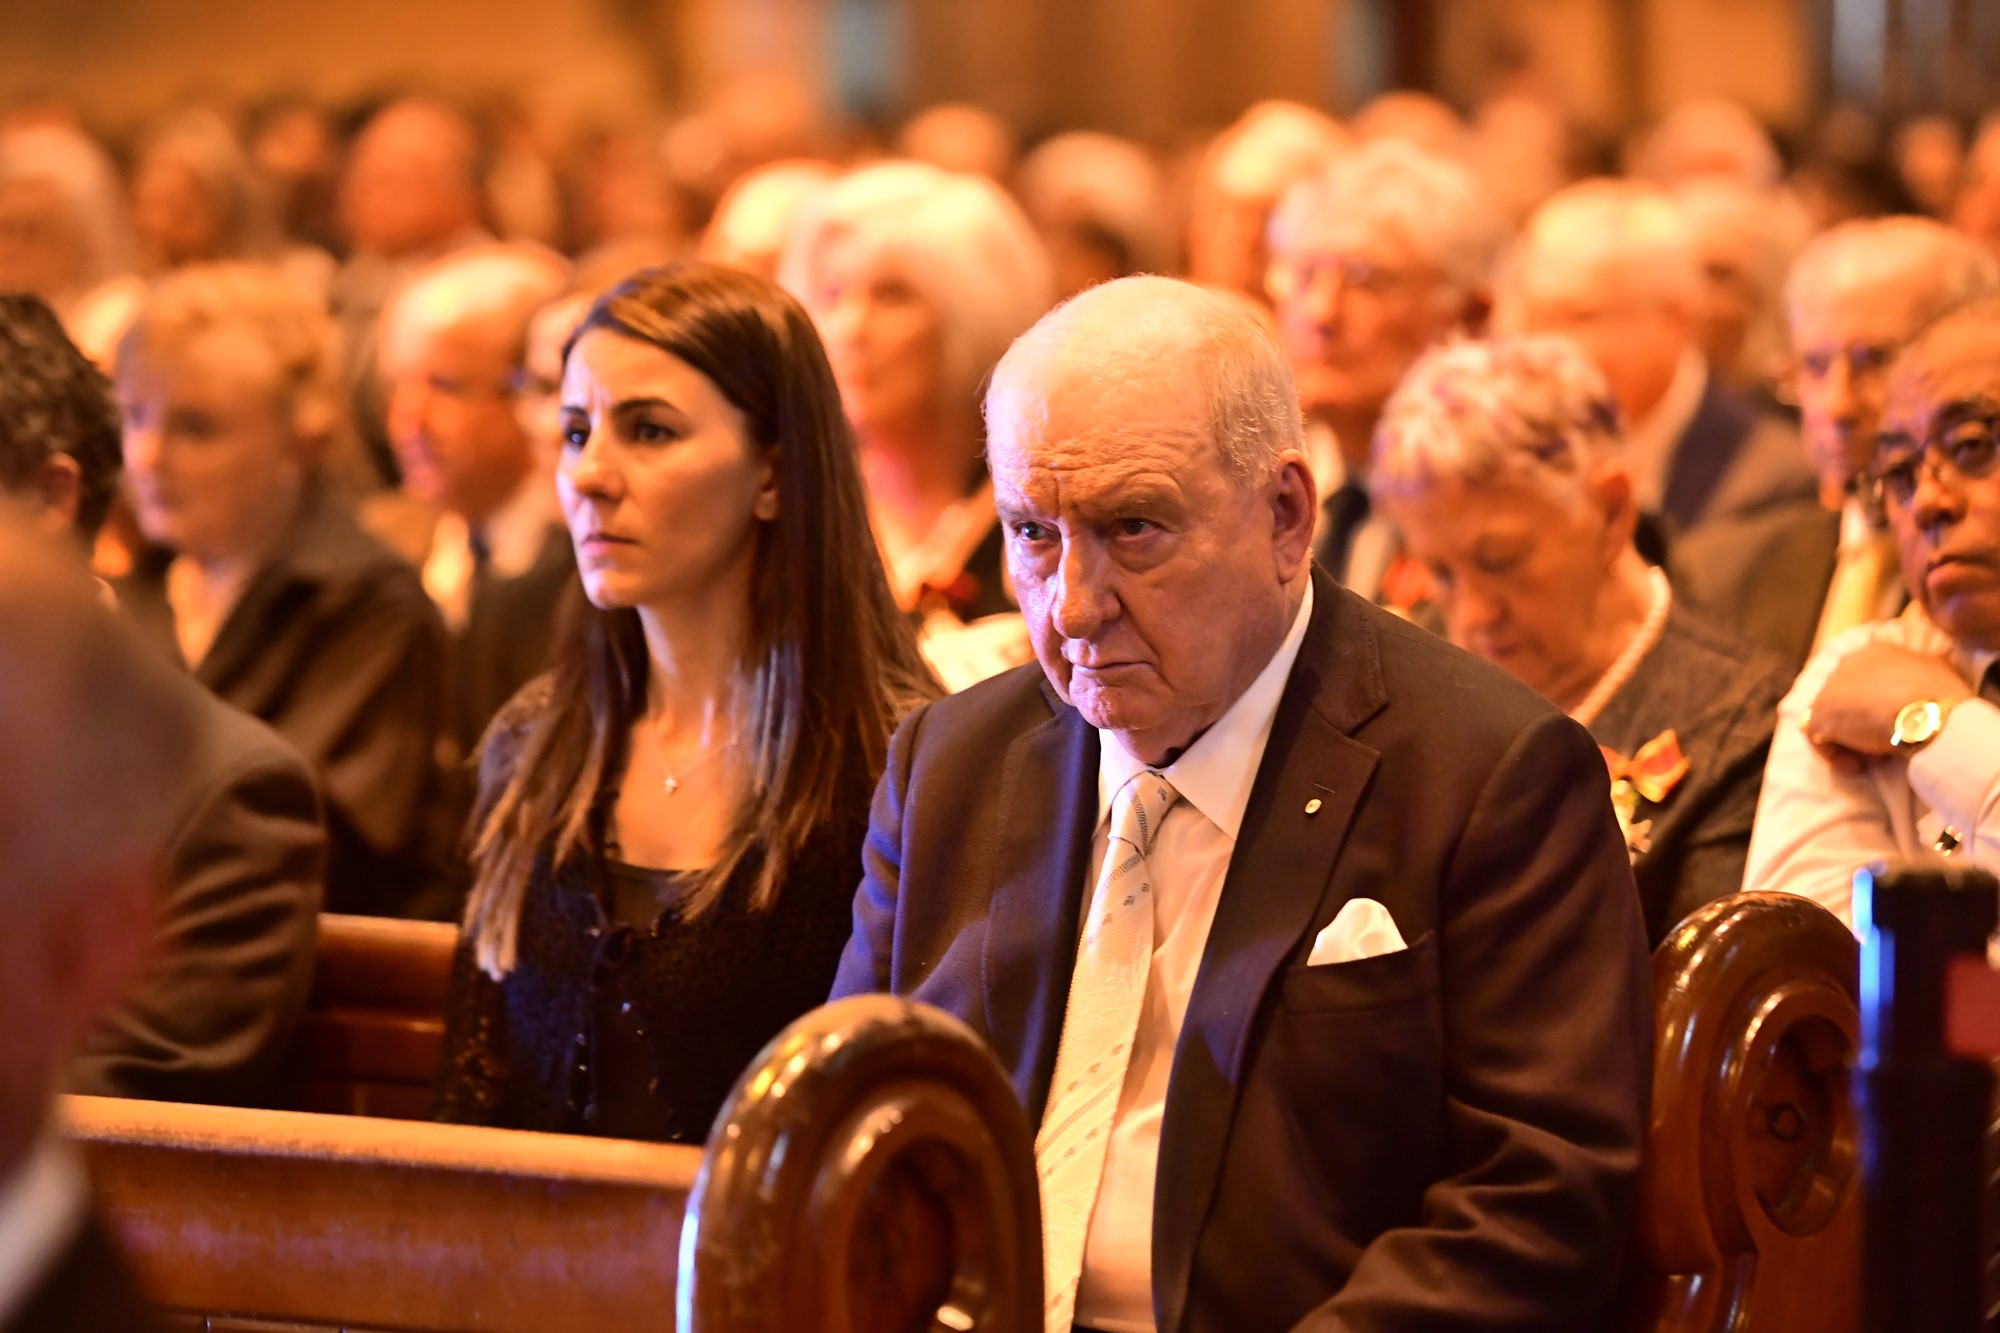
{"left": 341, "top": 97, "right": 483, "bottom": 259}
{"left": 984, "top": 277, "right": 1316, "bottom": 765}
{"left": 987, "top": 275, "right": 1303, "bottom": 486}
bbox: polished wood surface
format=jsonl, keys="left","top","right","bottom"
{"left": 1626, "top": 890, "right": 1862, "bottom": 1333}
{"left": 271, "top": 913, "right": 457, "bottom": 1119}
{"left": 66, "top": 1093, "right": 699, "bottom": 1331}
{"left": 69, "top": 994, "right": 1041, "bottom": 1331}
{"left": 679, "top": 994, "right": 1042, "bottom": 1333}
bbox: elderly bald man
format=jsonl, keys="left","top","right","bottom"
{"left": 1499, "top": 179, "right": 1814, "bottom": 560}
{"left": 375, "top": 242, "right": 571, "bottom": 754}
{"left": 832, "top": 276, "right": 1649, "bottom": 1333}
{"left": 1675, "top": 218, "right": 2000, "bottom": 663}
{"left": 0, "top": 514, "right": 190, "bottom": 1331}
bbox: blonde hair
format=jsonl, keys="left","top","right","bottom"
{"left": 117, "top": 262, "right": 357, "bottom": 482}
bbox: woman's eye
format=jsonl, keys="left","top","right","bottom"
{"left": 561, "top": 424, "right": 589, "bottom": 450}
{"left": 632, "top": 419, "right": 678, "bottom": 444}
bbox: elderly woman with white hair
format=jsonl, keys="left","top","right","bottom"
{"left": 1372, "top": 335, "right": 1789, "bottom": 944}
{"left": 780, "top": 160, "right": 1053, "bottom": 687}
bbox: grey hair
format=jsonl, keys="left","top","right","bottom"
{"left": 985, "top": 275, "right": 1302, "bottom": 486}
{"left": 1499, "top": 178, "right": 1702, "bottom": 319}
{"left": 1785, "top": 216, "right": 2000, "bottom": 328}
{"left": 779, "top": 160, "right": 1054, "bottom": 422}
{"left": 1268, "top": 139, "right": 1508, "bottom": 302}
{"left": 1372, "top": 335, "right": 1622, "bottom": 504}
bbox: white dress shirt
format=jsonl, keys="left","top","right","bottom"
{"left": 421, "top": 471, "right": 560, "bottom": 631}
{"left": 1073, "top": 581, "right": 1315, "bottom": 1333}
{"left": 1742, "top": 604, "right": 2000, "bottom": 926}
{"left": 1306, "top": 423, "right": 1396, "bottom": 602}
{"left": 0, "top": 1137, "right": 88, "bottom": 1327}
{"left": 1621, "top": 347, "right": 1708, "bottom": 517}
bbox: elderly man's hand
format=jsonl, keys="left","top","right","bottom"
{"left": 1803, "top": 642, "right": 1974, "bottom": 772}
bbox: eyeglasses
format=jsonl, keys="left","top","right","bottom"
{"left": 1865, "top": 414, "right": 2000, "bottom": 511}
{"left": 1267, "top": 253, "right": 1414, "bottom": 304}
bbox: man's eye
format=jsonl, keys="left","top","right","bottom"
{"left": 1475, "top": 551, "right": 1524, "bottom": 577}
{"left": 1115, "top": 517, "right": 1156, "bottom": 538}
{"left": 1013, "top": 521, "right": 1051, "bottom": 543}
{"left": 1944, "top": 424, "right": 2000, "bottom": 472}
{"left": 1799, "top": 353, "right": 1834, "bottom": 379}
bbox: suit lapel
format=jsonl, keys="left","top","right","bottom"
{"left": 982, "top": 689, "right": 1100, "bottom": 1119}
{"left": 1153, "top": 574, "right": 1389, "bottom": 1333}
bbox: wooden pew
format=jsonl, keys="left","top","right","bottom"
{"left": 68, "top": 994, "right": 1041, "bottom": 1333}
{"left": 1624, "top": 890, "right": 1863, "bottom": 1333}
{"left": 270, "top": 913, "right": 457, "bottom": 1119}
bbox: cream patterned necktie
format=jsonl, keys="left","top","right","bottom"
{"left": 1036, "top": 769, "right": 1179, "bottom": 1333}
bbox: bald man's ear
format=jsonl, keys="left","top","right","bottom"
{"left": 1270, "top": 452, "right": 1317, "bottom": 580}
{"left": 23, "top": 455, "right": 83, "bottom": 539}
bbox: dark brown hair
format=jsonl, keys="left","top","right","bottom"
{"left": 466, "top": 263, "right": 935, "bottom": 974}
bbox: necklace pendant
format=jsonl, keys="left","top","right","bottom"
{"left": 662, "top": 775, "right": 680, "bottom": 796}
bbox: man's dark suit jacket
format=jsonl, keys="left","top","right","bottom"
{"left": 122, "top": 483, "right": 452, "bottom": 918}
{"left": 4, "top": 1216, "right": 163, "bottom": 1333}
{"left": 1671, "top": 499, "right": 1842, "bottom": 666}
{"left": 453, "top": 523, "right": 574, "bottom": 757}
{"left": 70, "top": 677, "right": 322, "bottom": 1105}
{"left": 832, "top": 570, "right": 1652, "bottom": 1333}
{"left": 1661, "top": 374, "right": 1816, "bottom": 537}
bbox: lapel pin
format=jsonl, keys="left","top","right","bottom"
{"left": 1304, "top": 798, "right": 1323, "bottom": 815}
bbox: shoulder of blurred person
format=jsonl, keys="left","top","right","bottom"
{"left": 1671, "top": 494, "right": 1842, "bottom": 664}
{"left": 1589, "top": 603, "right": 1793, "bottom": 942}
{"left": 68, "top": 676, "right": 323, "bottom": 1106}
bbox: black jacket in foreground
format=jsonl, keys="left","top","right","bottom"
{"left": 434, "top": 681, "right": 873, "bottom": 1144}
{"left": 122, "top": 483, "right": 452, "bottom": 918}
{"left": 832, "top": 568, "right": 1652, "bottom": 1333}
{"left": 69, "top": 672, "right": 322, "bottom": 1105}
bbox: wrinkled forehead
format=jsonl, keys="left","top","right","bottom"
{"left": 1884, "top": 322, "right": 2000, "bottom": 436}
{"left": 986, "top": 351, "right": 1217, "bottom": 482}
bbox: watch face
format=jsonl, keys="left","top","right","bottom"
{"left": 1894, "top": 700, "right": 1943, "bottom": 748}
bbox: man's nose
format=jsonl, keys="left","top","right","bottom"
{"left": 1909, "top": 453, "right": 1967, "bottom": 533}
{"left": 1051, "top": 539, "right": 1114, "bottom": 642}
{"left": 386, "top": 376, "right": 427, "bottom": 447}
{"left": 1820, "top": 357, "right": 1859, "bottom": 427}
{"left": 123, "top": 422, "right": 160, "bottom": 475}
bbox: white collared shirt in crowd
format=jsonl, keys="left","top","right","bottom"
{"left": 1742, "top": 603, "right": 2000, "bottom": 926}
{"left": 0, "top": 1137, "right": 88, "bottom": 1327}
{"left": 1306, "top": 422, "right": 1396, "bottom": 602}
{"left": 1621, "top": 346, "right": 1708, "bottom": 517}
{"left": 421, "top": 471, "right": 560, "bottom": 632}
{"left": 1073, "top": 579, "right": 1315, "bottom": 1333}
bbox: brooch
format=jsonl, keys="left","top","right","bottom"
{"left": 1600, "top": 730, "right": 1689, "bottom": 861}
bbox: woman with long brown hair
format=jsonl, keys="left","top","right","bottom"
{"left": 435, "top": 263, "right": 934, "bottom": 1142}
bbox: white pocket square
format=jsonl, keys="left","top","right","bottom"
{"left": 1307, "top": 898, "right": 1408, "bottom": 967}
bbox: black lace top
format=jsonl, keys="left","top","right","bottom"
{"left": 434, "top": 693, "right": 873, "bottom": 1144}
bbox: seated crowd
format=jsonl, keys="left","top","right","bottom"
{"left": 3, "top": 83, "right": 2000, "bottom": 1332}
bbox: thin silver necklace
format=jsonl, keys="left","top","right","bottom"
{"left": 653, "top": 724, "right": 734, "bottom": 797}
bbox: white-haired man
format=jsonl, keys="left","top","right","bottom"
{"left": 1499, "top": 179, "right": 1815, "bottom": 560}
{"left": 1675, "top": 217, "right": 2000, "bottom": 663}
{"left": 833, "top": 276, "right": 1648, "bottom": 1333}
{"left": 0, "top": 514, "right": 191, "bottom": 1332}
{"left": 1266, "top": 139, "right": 1506, "bottom": 596}
{"left": 1744, "top": 293, "right": 2000, "bottom": 923}
{"left": 376, "top": 242, "right": 570, "bottom": 753}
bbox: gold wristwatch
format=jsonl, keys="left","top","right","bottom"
{"left": 1890, "top": 698, "right": 1957, "bottom": 750}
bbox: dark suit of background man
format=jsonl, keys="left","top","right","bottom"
{"left": 0, "top": 517, "right": 188, "bottom": 1333}
{"left": 832, "top": 276, "right": 1651, "bottom": 1333}
{"left": 0, "top": 294, "right": 322, "bottom": 1109}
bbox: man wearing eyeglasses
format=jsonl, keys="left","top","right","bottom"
{"left": 1265, "top": 141, "right": 1506, "bottom": 598}
{"left": 1742, "top": 292, "right": 2000, "bottom": 924}
{"left": 375, "top": 242, "right": 572, "bottom": 757}
{"left": 1674, "top": 218, "right": 2000, "bottom": 663}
